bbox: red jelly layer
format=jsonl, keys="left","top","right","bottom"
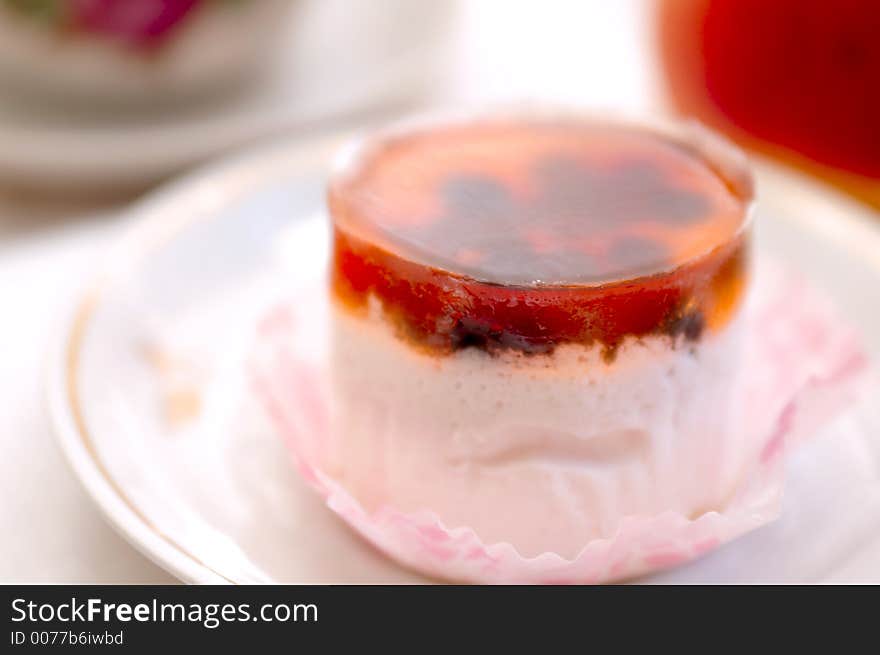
{"left": 329, "top": 117, "right": 751, "bottom": 358}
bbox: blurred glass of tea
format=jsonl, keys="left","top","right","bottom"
{"left": 657, "top": 0, "right": 880, "bottom": 209}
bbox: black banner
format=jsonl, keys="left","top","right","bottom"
{"left": 1, "top": 585, "right": 874, "bottom": 649}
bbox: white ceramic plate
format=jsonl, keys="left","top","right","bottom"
{"left": 47, "top": 132, "right": 880, "bottom": 584}
{"left": 0, "top": 0, "right": 453, "bottom": 191}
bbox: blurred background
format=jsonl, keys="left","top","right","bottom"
{"left": 2, "top": 0, "right": 878, "bottom": 218}
{"left": 0, "top": 0, "right": 659, "bottom": 201}
{"left": 2, "top": 0, "right": 878, "bottom": 582}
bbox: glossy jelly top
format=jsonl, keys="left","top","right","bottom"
{"left": 329, "top": 117, "right": 752, "bottom": 359}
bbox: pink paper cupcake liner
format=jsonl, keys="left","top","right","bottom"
{"left": 250, "top": 262, "right": 868, "bottom": 583}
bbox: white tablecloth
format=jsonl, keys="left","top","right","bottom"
{"left": 1, "top": 205, "right": 175, "bottom": 583}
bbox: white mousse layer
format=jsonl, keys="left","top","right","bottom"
{"left": 327, "top": 300, "right": 756, "bottom": 559}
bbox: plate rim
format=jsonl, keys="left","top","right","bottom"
{"left": 46, "top": 135, "right": 880, "bottom": 585}
{"left": 46, "top": 132, "right": 342, "bottom": 584}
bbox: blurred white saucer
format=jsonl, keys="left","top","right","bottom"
{"left": 47, "top": 132, "right": 880, "bottom": 584}
{"left": 0, "top": 0, "right": 454, "bottom": 192}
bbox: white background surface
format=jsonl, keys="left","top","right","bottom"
{"left": 1, "top": 0, "right": 839, "bottom": 583}
{"left": 1, "top": 209, "right": 176, "bottom": 582}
